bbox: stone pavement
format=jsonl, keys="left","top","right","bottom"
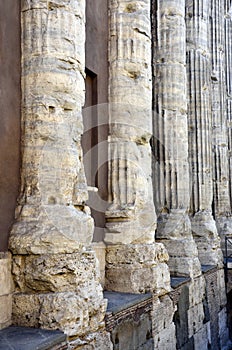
{"left": 0, "top": 326, "right": 66, "bottom": 350}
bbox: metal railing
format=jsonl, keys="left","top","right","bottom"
{"left": 224, "top": 236, "right": 232, "bottom": 285}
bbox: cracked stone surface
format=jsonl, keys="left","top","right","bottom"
{"left": 8, "top": 1, "right": 111, "bottom": 344}
{"left": 152, "top": 0, "right": 202, "bottom": 278}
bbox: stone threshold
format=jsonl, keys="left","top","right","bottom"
{"left": 104, "top": 291, "right": 152, "bottom": 332}
{"left": 201, "top": 264, "right": 217, "bottom": 274}
{"left": 104, "top": 291, "right": 152, "bottom": 314}
{"left": 170, "top": 265, "right": 218, "bottom": 290}
{"left": 170, "top": 276, "right": 191, "bottom": 289}
{"left": 0, "top": 326, "right": 67, "bottom": 350}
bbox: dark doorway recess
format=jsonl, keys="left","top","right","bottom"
{"left": 83, "top": 0, "right": 109, "bottom": 242}
{"left": 0, "top": 1, "right": 21, "bottom": 251}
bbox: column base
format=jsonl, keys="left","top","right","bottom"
{"left": 157, "top": 239, "right": 202, "bottom": 278}
{"left": 216, "top": 216, "right": 232, "bottom": 255}
{"left": 11, "top": 250, "right": 106, "bottom": 337}
{"left": 191, "top": 211, "right": 223, "bottom": 267}
{"left": 156, "top": 211, "right": 202, "bottom": 278}
{"left": 105, "top": 243, "right": 171, "bottom": 295}
{"left": 9, "top": 204, "right": 94, "bottom": 255}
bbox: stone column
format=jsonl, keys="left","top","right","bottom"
{"left": 152, "top": 0, "right": 201, "bottom": 277}
{"left": 222, "top": 1, "right": 232, "bottom": 248}
{"left": 9, "top": 1, "right": 111, "bottom": 346}
{"left": 105, "top": 0, "right": 170, "bottom": 295}
{"left": 185, "top": 0, "right": 223, "bottom": 266}
{"left": 210, "top": 0, "right": 232, "bottom": 247}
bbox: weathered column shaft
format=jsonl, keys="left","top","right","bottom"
{"left": 221, "top": 1, "right": 232, "bottom": 245}
{"left": 152, "top": 0, "right": 201, "bottom": 277}
{"left": 105, "top": 0, "right": 156, "bottom": 245}
{"left": 105, "top": 0, "right": 170, "bottom": 295}
{"left": 10, "top": 0, "right": 93, "bottom": 254}
{"left": 211, "top": 0, "right": 232, "bottom": 241}
{"left": 9, "top": 1, "right": 111, "bottom": 344}
{"left": 186, "top": 0, "right": 222, "bottom": 266}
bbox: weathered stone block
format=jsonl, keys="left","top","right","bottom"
{"left": 217, "top": 269, "right": 227, "bottom": 307}
{"left": 152, "top": 263, "right": 171, "bottom": 296}
{"left": 193, "top": 324, "right": 209, "bottom": 350}
{"left": 92, "top": 242, "right": 106, "bottom": 288}
{"left": 11, "top": 249, "right": 108, "bottom": 337}
{"left": 0, "top": 253, "right": 13, "bottom": 296}
{"left": 188, "top": 276, "right": 205, "bottom": 308}
{"left": 68, "top": 331, "right": 113, "bottom": 350}
{"left": 0, "top": 295, "right": 12, "bottom": 330}
{"left": 106, "top": 244, "right": 162, "bottom": 266}
{"left": 161, "top": 239, "right": 198, "bottom": 258}
{"left": 0, "top": 253, "right": 13, "bottom": 329}
{"left": 153, "top": 323, "right": 176, "bottom": 350}
{"left": 187, "top": 303, "right": 205, "bottom": 337}
{"left": 168, "top": 256, "right": 201, "bottom": 278}
{"left": 106, "top": 257, "right": 171, "bottom": 296}
{"left": 12, "top": 251, "right": 102, "bottom": 294}
{"left": 110, "top": 311, "right": 152, "bottom": 350}
{"left": 152, "top": 295, "right": 175, "bottom": 333}
{"left": 105, "top": 243, "right": 170, "bottom": 294}
{"left": 12, "top": 292, "right": 107, "bottom": 337}
{"left": 218, "top": 308, "right": 230, "bottom": 350}
{"left": 10, "top": 206, "right": 94, "bottom": 255}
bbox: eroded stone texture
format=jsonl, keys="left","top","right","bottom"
{"left": 110, "top": 313, "right": 153, "bottom": 350}
{"left": 0, "top": 253, "right": 13, "bottom": 329}
{"left": 105, "top": 243, "right": 170, "bottom": 295}
{"left": 105, "top": 0, "right": 156, "bottom": 245}
{"left": 203, "top": 268, "right": 230, "bottom": 349}
{"left": 221, "top": 2, "right": 232, "bottom": 252}
{"left": 2, "top": 0, "right": 231, "bottom": 348}
{"left": 8, "top": 1, "right": 110, "bottom": 343}
{"left": 12, "top": 289, "right": 106, "bottom": 337}
{"left": 11, "top": 251, "right": 108, "bottom": 337}
{"left": 152, "top": 295, "right": 176, "bottom": 350}
{"left": 10, "top": 0, "right": 93, "bottom": 255}
{"left": 174, "top": 282, "right": 205, "bottom": 348}
{"left": 210, "top": 0, "right": 232, "bottom": 249}
{"left": 105, "top": 0, "right": 170, "bottom": 294}
{"left": 68, "top": 331, "right": 113, "bottom": 350}
{"left": 186, "top": 0, "right": 223, "bottom": 267}
{"left": 152, "top": 0, "right": 201, "bottom": 278}
{"left": 172, "top": 273, "right": 229, "bottom": 350}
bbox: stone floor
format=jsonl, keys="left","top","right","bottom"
{"left": 0, "top": 326, "right": 66, "bottom": 350}
{"left": 170, "top": 276, "right": 191, "bottom": 289}
{"left": 104, "top": 291, "right": 152, "bottom": 314}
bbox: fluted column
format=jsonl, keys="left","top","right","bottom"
{"left": 152, "top": 0, "right": 201, "bottom": 277}
{"left": 221, "top": 0, "right": 232, "bottom": 247}
{"left": 8, "top": 1, "right": 111, "bottom": 344}
{"left": 210, "top": 0, "right": 232, "bottom": 250}
{"left": 105, "top": 0, "right": 156, "bottom": 245}
{"left": 105, "top": 0, "right": 170, "bottom": 295}
{"left": 186, "top": 0, "right": 222, "bottom": 266}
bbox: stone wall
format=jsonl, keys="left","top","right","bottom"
{"left": 172, "top": 269, "right": 228, "bottom": 350}
{"left": 105, "top": 267, "right": 229, "bottom": 350}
